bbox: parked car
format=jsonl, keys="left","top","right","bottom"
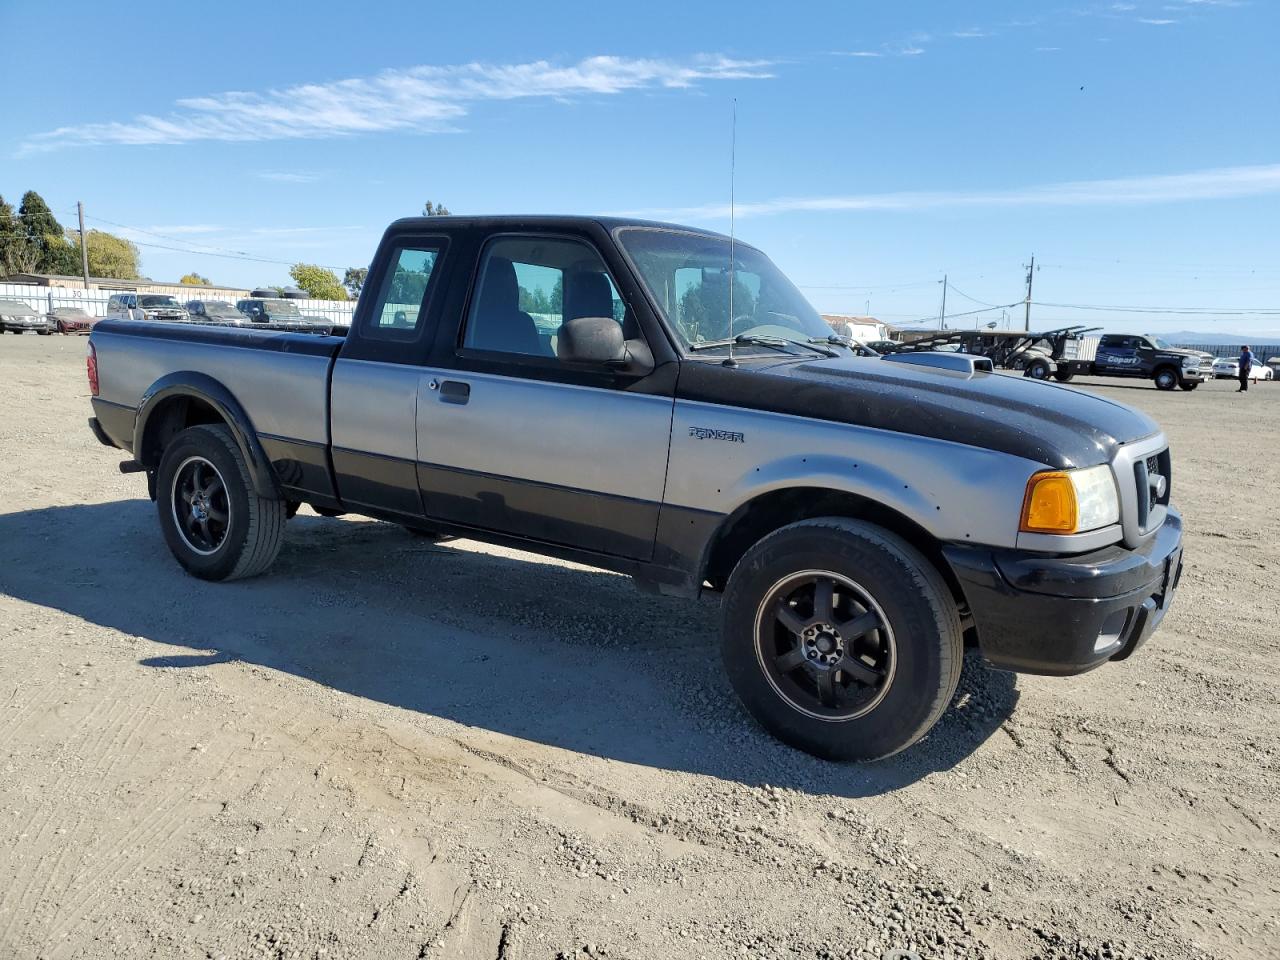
{"left": 186, "top": 300, "right": 248, "bottom": 324}
{"left": 235, "top": 297, "right": 306, "bottom": 323}
{"left": 49, "top": 306, "right": 97, "bottom": 335}
{"left": 86, "top": 214, "right": 1184, "bottom": 762}
{"left": 1268, "top": 357, "right": 1280, "bottom": 379}
{"left": 863, "top": 340, "right": 903, "bottom": 354}
{"left": 0, "top": 299, "right": 53, "bottom": 334}
{"left": 106, "top": 293, "right": 189, "bottom": 323}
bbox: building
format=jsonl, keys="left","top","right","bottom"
{"left": 821, "top": 314, "right": 889, "bottom": 343}
{"left": 1, "top": 272, "right": 251, "bottom": 303}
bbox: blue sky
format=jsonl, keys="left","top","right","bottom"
{"left": 2, "top": 0, "right": 1278, "bottom": 336}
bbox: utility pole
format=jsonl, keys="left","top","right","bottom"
{"left": 77, "top": 201, "right": 90, "bottom": 289}
{"left": 939, "top": 274, "right": 948, "bottom": 330}
{"left": 1023, "top": 255, "right": 1035, "bottom": 332}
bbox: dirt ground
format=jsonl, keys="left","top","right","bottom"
{"left": 0, "top": 334, "right": 1275, "bottom": 960}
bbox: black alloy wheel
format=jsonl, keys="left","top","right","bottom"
{"left": 170, "top": 456, "right": 231, "bottom": 555}
{"left": 754, "top": 570, "right": 895, "bottom": 721}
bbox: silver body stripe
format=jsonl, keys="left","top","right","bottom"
{"left": 95, "top": 331, "right": 330, "bottom": 445}
{"left": 668, "top": 399, "right": 1050, "bottom": 550}
{"left": 331, "top": 358, "right": 421, "bottom": 462}
{"left": 415, "top": 369, "right": 673, "bottom": 503}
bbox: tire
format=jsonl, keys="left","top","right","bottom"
{"left": 1053, "top": 368, "right": 1075, "bottom": 383}
{"left": 1153, "top": 368, "right": 1178, "bottom": 391}
{"left": 1179, "top": 381, "right": 1199, "bottom": 391}
{"left": 720, "top": 518, "right": 963, "bottom": 761}
{"left": 155, "top": 424, "right": 287, "bottom": 581}
{"left": 1024, "top": 359, "right": 1051, "bottom": 380}
{"left": 37, "top": 330, "right": 50, "bottom": 336}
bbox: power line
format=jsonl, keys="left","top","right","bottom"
{"left": 1033, "top": 300, "right": 1280, "bottom": 316}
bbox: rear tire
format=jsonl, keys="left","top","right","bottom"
{"left": 720, "top": 518, "right": 963, "bottom": 761}
{"left": 1024, "top": 359, "right": 1051, "bottom": 380}
{"left": 155, "top": 424, "right": 286, "bottom": 581}
{"left": 1154, "top": 368, "right": 1178, "bottom": 391}
{"left": 1053, "top": 368, "right": 1075, "bottom": 383}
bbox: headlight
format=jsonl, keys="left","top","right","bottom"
{"left": 1020, "top": 464, "right": 1120, "bottom": 534}
{"left": 1182, "top": 356, "right": 1198, "bottom": 367}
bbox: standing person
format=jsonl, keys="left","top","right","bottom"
{"left": 1238, "top": 345, "right": 1255, "bottom": 392}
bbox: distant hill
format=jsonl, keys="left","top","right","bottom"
{"left": 1163, "top": 330, "right": 1280, "bottom": 345}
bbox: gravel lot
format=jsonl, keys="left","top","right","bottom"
{"left": 0, "top": 334, "right": 1276, "bottom": 960}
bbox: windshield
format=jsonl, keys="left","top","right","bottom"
{"left": 259, "top": 299, "right": 301, "bottom": 316}
{"left": 0, "top": 300, "right": 37, "bottom": 316}
{"left": 1148, "top": 336, "right": 1173, "bottom": 349}
{"left": 53, "top": 308, "right": 89, "bottom": 316}
{"left": 616, "top": 228, "right": 835, "bottom": 354}
{"left": 139, "top": 295, "right": 180, "bottom": 308}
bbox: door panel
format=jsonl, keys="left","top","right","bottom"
{"left": 331, "top": 358, "right": 424, "bottom": 515}
{"left": 415, "top": 369, "right": 673, "bottom": 559}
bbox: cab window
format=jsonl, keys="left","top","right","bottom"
{"left": 462, "top": 235, "right": 625, "bottom": 358}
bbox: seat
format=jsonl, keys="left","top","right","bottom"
{"left": 469, "top": 257, "right": 547, "bottom": 356}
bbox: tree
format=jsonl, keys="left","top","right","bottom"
{"left": 343, "top": 266, "right": 368, "bottom": 297}
{"left": 69, "top": 229, "right": 140, "bottom": 280}
{"left": 0, "top": 194, "right": 19, "bottom": 274}
{"left": 678, "top": 274, "right": 757, "bottom": 343}
{"left": 18, "top": 190, "right": 77, "bottom": 275}
{"left": 422, "top": 200, "right": 452, "bottom": 217}
{"left": 179, "top": 272, "right": 211, "bottom": 285}
{"left": 288, "top": 263, "right": 347, "bottom": 300}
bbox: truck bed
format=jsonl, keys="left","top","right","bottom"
{"left": 91, "top": 319, "right": 344, "bottom": 456}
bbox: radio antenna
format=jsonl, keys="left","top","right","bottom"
{"left": 726, "top": 97, "right": 738, "bottom": 367}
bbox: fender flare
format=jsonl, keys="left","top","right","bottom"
{"left": 133, "top": 371, "right": 281, "bottom": 500}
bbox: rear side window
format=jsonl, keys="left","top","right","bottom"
{"left": 362, "top": 243, "right": 445, "bottom": 341}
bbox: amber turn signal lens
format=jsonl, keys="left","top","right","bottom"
{"left": 1020, "top": 471, "right": 1077, "bottom": 533}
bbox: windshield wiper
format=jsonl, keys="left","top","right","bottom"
{"left": 688, "top": 334, "right": 838, "bottom": 358}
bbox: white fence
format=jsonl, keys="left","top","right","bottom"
{"left": 0, "top": 282, "right": 357, "bottom": 326}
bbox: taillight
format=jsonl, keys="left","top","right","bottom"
{"left": 87, "top": 341, "right": 99, "bottom": 396}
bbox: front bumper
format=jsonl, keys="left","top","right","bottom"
{"left": 2, "top": 319, "right": 51, "bottom": 332}
{"left": 943, "top": 507, "right": 1183, "bottom": 675}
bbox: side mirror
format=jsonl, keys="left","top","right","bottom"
{"left": 557, "top": 316, "right": 626, "bottom": 365}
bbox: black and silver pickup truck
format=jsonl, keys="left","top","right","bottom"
{"left": 86, "top": 215, "right": 1184, "bottom": 761}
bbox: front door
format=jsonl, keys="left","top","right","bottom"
{"left": 415, "top": 233, "right": 674, "bottom": 561}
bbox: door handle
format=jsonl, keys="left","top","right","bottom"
{"left": 438, "top": 380, "right": 471, "bottom": 405}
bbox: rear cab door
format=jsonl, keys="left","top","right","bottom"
{"left": 1095, "top": 334, "right": 1143, "bottom": 376}
{"left": 329, "top": 229, "right": 454, "bottom": 517}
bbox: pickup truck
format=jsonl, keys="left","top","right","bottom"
{"left": 1021, "top": 332, "right": 1208, "bottom": 391}
{"left": 86, "top": 215, "right": 1184, "bottom": 761}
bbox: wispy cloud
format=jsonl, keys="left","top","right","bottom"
{"left": 19, "top": 54, "right": 772, "bottom": 155}
{"left": 257, "top": 170, "right": 324, "bottom": 183}
{"left": 620, "top": 163, "right": 1280, "bottom": 220}
{"left": 1138, "top": 17, "right": 1179, "bottom": 24}
{"left": 953, "top": 28, "right": 988, "bottom": 38}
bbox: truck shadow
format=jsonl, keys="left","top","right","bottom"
{"left": 1, "top": 500, "right": 1018, "bottom": 799}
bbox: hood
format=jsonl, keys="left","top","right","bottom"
{"left": 676, "top": 354, "right": 1160, "bottom": 469}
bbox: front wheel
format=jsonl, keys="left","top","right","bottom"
{"left": 721, "top": 518, "right": 963, "bottom": 761}
{"left": 1154, "top": 368, "right": 1178, "bottom": 391}
{"left": 156, "top": 424, "right": 287, "bottom": 581}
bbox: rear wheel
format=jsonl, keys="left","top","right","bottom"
{"left": 1053, "top": 368, "right": 1075, "bottom": 383}
{"left": 1024, "top": 359, "right": 1051, "bottom": 380}
{"left": 721, "top": 518, "right": 962, "bottom": 761}
{"left": 1154, "top": 368, "right": 1178, "bottom": 391}
{"left": 156, "top": 424, "right": 287, "bottom": 581}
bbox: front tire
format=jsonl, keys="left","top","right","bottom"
{"left": 156, "top": 424, "right": 287, "bottom": 581}
{"left": 1154, "top": 368, "right": 1178, "bottom": 391}
{"left": 721, "top": 518, "right": 963, "bottom": 761}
